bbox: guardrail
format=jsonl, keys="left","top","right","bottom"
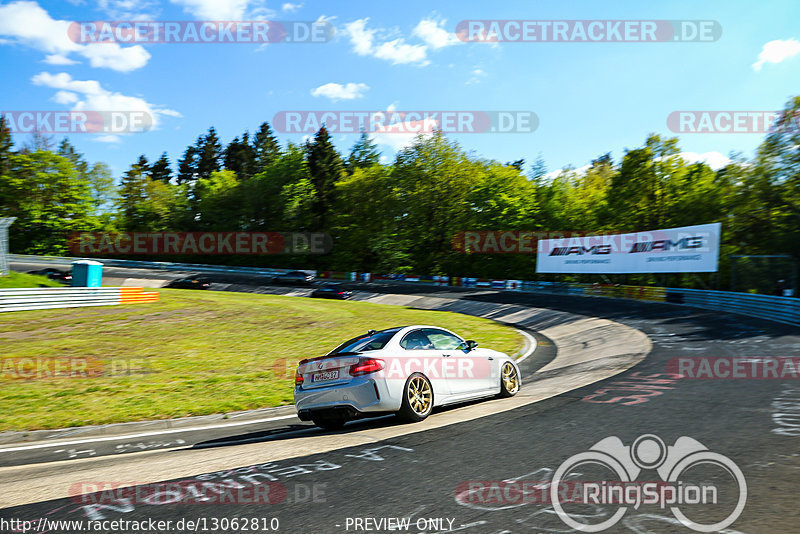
{"left": 8, "top": 254, "right": 800, "bottom": 326}
{"left": 663, "top": 288, "right": 800, "bottom": 326}
{"left": 0, "top": 287, "right": 159, "bottom": 313}
{"left": 9, "top": 254, "right": 295, "bottom": 277}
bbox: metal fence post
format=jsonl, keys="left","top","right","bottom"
{"left": 0, "top": 217, "right": 16, "bottom": 276}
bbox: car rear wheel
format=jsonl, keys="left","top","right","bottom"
{"left": 311, "top": 414, "right": 347, "bottom": 430}
{"left": 498, "top": 362, "right": 520, "bottom": 397}
{"left": 397, "top": 373, "right": 433, "bottom": 422}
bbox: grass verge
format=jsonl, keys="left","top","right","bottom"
{"left": 0, "top": 271, "right": 63, "bottom": 288}
{"left": 0, "top": 289, "right": 523, "bottom": 431}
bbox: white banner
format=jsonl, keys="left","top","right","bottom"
{"left": 536, "top": 223, "right": 721, "bottom": 273}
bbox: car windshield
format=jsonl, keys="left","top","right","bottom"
{"left": 329, "top": 328, "right": 402, "bottom": 355}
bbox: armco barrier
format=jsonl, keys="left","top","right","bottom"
{"left": 663, "top": 288, "right": 800, "bottom": 326}
{"left": 9, "top": 254, "right": 799, "bottom": 326}
{"left": 0, "top": 287, "right": 158, "bottom": 312}
{"left": 9, "top": 254, "right": 295, "bottom": 277}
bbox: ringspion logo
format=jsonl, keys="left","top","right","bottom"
{"left": 551, "top": 435, "right": 746, "bottom": 532}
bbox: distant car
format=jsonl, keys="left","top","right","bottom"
{"left": 165, "top": 276, "right": 211, "bottom": 289}
{"left": 294, "top": 326, "right": 521, "bottom": 430}
{"left": 272, "top": 270, "right": 315, "bottom": 286}
{"left": 28, "top": 268, "right": 72, "bottom": 283}
{"left": 311, "top": 283, "right": 352, "bottom": 300}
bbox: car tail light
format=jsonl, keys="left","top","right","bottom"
{"left": 295, "top": 368, "right": 304, "bottom": 386}
{"left": 350, "top": 358, "right": 384, "bottom": 377}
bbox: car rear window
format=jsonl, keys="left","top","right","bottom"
{"left": 329, "top": 328, "right": 401, "bottom": 354}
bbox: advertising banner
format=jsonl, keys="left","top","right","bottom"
{"left": 536, "top": 223, "right": 720, "bottom": 273}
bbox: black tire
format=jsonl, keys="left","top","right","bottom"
{"left": 397, "top": 373, "right": 434, "bottom": 423}
{"left": 311, "top": 414, "right": 347, "bottom": 430}
{"left": 498, "top": 362, "right": 520, "bottom": 398}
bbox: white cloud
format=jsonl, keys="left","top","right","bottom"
{"left": 310, "top": 82, "right": 369, "bottom": 101}
{"left": 43, "top": 53, "right": 78, "bottom": 65}
{"left": 0, "top": 1, "right": 150, "bottom": 71}
{"left": 80, "top": 42, "right": 151, "bottom": 71}
{"left": 52, "top": 90, "right": 79, "bottom": 105}
{"left": 679, "top": 151, "right": 731, "bottom": 170}
{"left": 345, "top": 19, "right": 376, "bottom": 56}
{"left": 753, "top": 38, "right": 800, "bottom": 71}
{"left": 169, "top": 0, "right": 274, "bottom": 20}
{"left": 344, "top": 18, "right": 429, "bottom": 66}
{"left": 282, "top": 2, "right": 302, "bottom": 13}
{"left": 32, "top": 72, "right": 181, "bottom": 132}
{"left": 373, "top": 39, "right": 428, "bottom": 65}
{"left": 412, "top": 18, "right": 460, "bottom": 49}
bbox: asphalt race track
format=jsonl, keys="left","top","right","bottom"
{"left": 2, "top": 263, "right": 800, "bottom": 533}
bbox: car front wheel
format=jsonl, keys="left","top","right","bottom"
{"left": 498, "top": 362, "right": 520, "bottom": 397}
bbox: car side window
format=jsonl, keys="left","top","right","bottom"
{"left": 400, "top": 330, "right": 434, "bottom": 350}
{"left": 422, "top": 329, "right": 464, "bottom": 350}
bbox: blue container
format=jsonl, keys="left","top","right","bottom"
{"left": 71, "top": 260, "right": 103, "bottom": 287}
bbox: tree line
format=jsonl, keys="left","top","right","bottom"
{"left": 1, "top": 96, "right": 799, "bottom": 291}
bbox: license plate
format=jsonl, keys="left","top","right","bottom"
{"left": 311, "top": 370, "right": 339, "bottom": 382}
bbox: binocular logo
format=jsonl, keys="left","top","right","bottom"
{"left": 551, "top": 434, "right": 746, "bottom": 532}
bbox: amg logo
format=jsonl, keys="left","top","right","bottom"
{"left": 629, "top": 236, "right": 703, "bottom": 253}
{"left": 549, "top": 245, "right": 612, "bottom": 256}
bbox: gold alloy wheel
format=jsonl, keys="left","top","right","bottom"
{"left": 408, "top": 376, "right": 433, "bottom": 415}
{"left": 502, "top": 362, "right": 520, "bottom": 394}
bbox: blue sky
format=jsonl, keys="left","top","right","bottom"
{"left": 1, "top": 0, "right": 799, "bottom": 179}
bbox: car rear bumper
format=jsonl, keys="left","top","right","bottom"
{"left": 294, "top": 378, "right": 399, "bottom": 419}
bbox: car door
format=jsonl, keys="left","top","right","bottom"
{"left": 422, "top": 328, "right": 494, "bottom": 398}
{"left": 398, "top": 329, "right": 450, "bottom": 401}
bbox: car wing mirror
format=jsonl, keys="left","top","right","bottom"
{"left": 464, "top": 340, "right": 478, "bottom": 351}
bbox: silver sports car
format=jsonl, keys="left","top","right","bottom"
{"left": 294, "top": 325, "right": 522, "bottom": 429}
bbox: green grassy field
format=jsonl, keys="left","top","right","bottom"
{"left": 0, "top": 271, "right": 63, "bottom": 288}
{"left": 0, "top": 289, "right": 523, "bottom": 431}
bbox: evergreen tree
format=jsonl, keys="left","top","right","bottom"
{"left": 0, "top": 116, "right": 14, "bottom": 179}
{"left": 253, "top": 121, "right": 281, "bottom": 170}
{"left": 150, "top": 152, "right": 173, "bottom": 183}
{"left": 135, "top": 154, "right": 150, "bottom": 175}
{"left": 196, "top": 127, "right": 222, "bottom": 180}
{"left": 58, "top": 138, "right": 88, "bottom": 175}
{"left": 346, "top": 132, "right": 380, "bottom": 173}
{"left": 177, "top": 146, "right": 197, "bottom": 184}
{"left": 223, "top": 133, "right": 256, "bottom": 180}
{"left": 305, "top": 126, "right": 344, "bottom": 230}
